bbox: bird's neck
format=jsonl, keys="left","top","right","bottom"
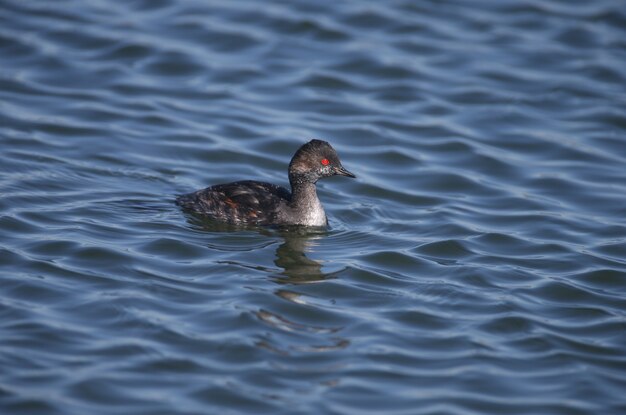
{"left": 289, "top": 176, "right": 326, "bottom": 226}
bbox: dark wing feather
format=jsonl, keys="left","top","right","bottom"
{"left": 176, "top": 180, "right": 291, "bottom": 225}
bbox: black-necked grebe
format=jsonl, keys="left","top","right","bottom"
{"left": 176, "top": 139, "right": 356, "bottom": 226}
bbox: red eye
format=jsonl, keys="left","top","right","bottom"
{"left": 321, "top": 158, "right": 330, "bottom": 166}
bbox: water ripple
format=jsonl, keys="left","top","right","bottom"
{"left": 2, "top": 0, "right": 626, "bottom": 414}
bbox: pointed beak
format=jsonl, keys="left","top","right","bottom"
{"left": 334, "top": 165, "right": 356, "bottom": 178}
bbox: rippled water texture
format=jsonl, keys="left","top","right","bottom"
{"left": 1, "top": 0, "right": 626, "bottom": 414}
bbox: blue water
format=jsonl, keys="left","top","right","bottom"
{"left": 1, "top": 0, "right": 626, "bottom": 414}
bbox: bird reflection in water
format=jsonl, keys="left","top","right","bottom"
{"left": 184, "top": 213, "right": 336, "bottom": 284}
{"left": 183, "top": 214, "right": 349, "bottom": 356}
{"left": 271, "top": 228, "right": 335, "bottom": 284}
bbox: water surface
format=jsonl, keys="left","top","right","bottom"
{"left": 1, "top": 0, "right": 626, "bottom": 414}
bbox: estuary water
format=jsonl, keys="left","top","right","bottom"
{"left": 1, "top": 0, "right": 625, "bottom": 414}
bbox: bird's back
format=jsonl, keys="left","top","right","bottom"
{"left": 176, "top": 180, "right": 291, "bottom": 225}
